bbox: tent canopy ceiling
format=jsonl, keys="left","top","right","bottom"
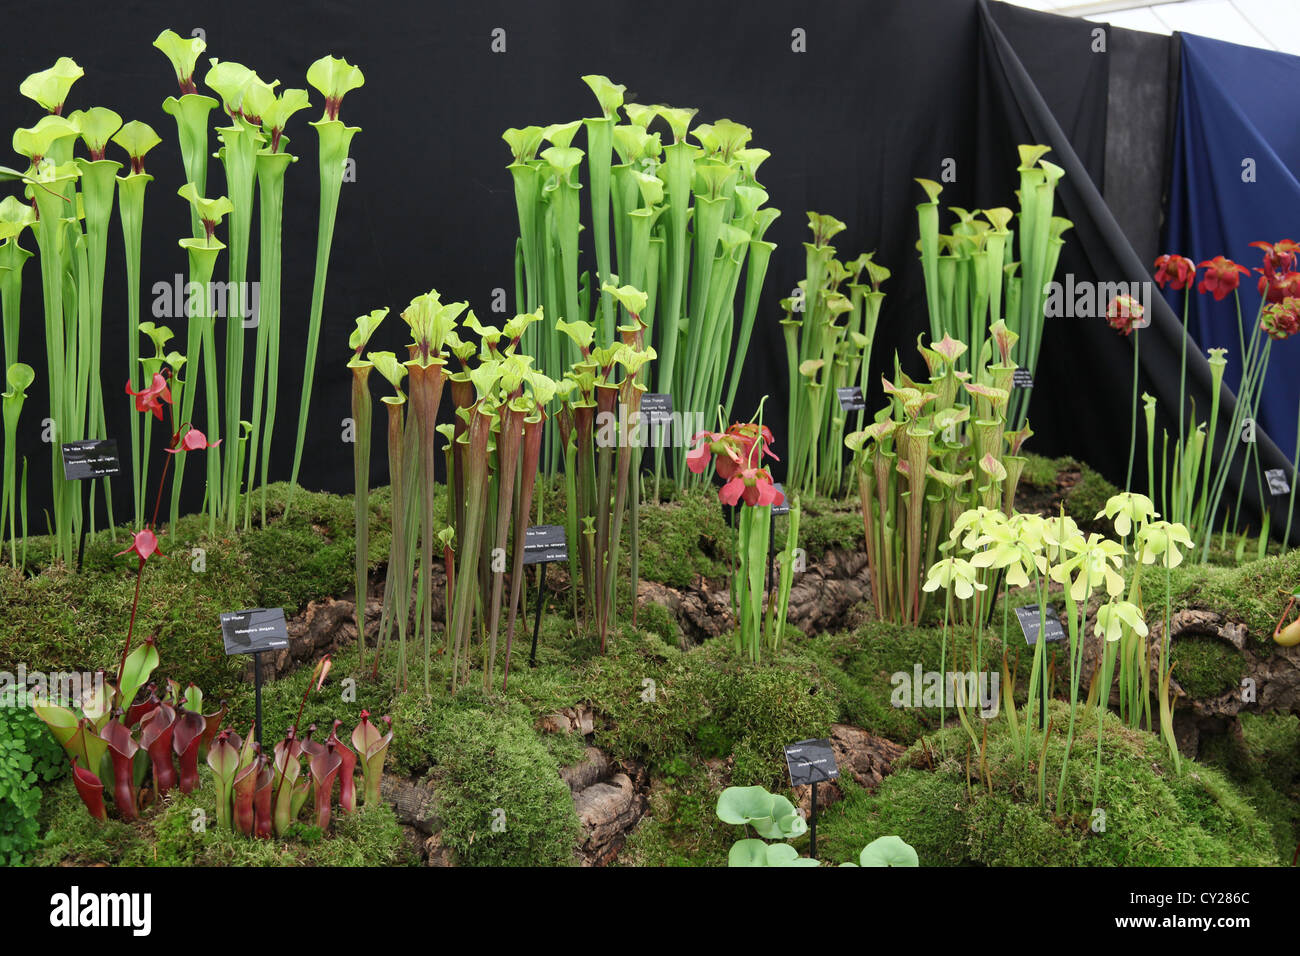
{"left": 1003, "top": 0, "right": 1300, "bottom": 55}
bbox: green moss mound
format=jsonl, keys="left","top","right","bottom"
{"left": 413, "top": 702, "right": 580, "bottom": 867}
{"left": 0, "top": 484, "right": 382, "bottom": 698}
{"left": 1199, "top": 713, "right": 1300, "bottom": 862}
{"left": 815, "top": 702, "right": 1280, "bottom": 866}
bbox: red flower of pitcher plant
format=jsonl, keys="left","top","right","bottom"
{"left": 1154, "top": 254, "right": 1196, "bottom": 291}
{"left": 1262, "top": 297, "right": 1300, "bottom": 341}
{"left": 1258, "top": 268, "right": 1300, "bottom": 305}
{"left": 1105, "top": 294, "right": 1144, "bottom": 335}
{"left": 165, "top": 425, "right": 222, "bottom": 454}
{"left": 1250, "top": 239, "right": 1300, "bottom": 278}
{"left": 125, "top": 371, "right": 173, "bottom": 422}
{"left": 687, "top": 421, "right": 778, "bottom": 482}
{"left": 719, "top": 466, "right": 785, "bottom": 507}
{"left": 1196, "top": 256, "right": 1249, "bottom": 301}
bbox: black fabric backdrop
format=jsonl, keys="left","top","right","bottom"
{"left": 0, "top": 0, "right": 1284, "bottom": 530}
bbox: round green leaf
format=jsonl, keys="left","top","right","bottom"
{"left": 859, "top": 835, "right": 919, "bottom": 867}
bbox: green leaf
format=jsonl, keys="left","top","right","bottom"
{"left": 19, "top": 58, "right": 83, "bottom": 113}
{"left": 240, "top": 76, "right": 279, "bottom": 125}
{"left": 727, "top": 838, "right": 772, "bottom": 867}
{"left": 0, "top": 196, "right": 36, "bottom": 237}
{"left": 263, "top": 88, "right": 311, "bottom": 134}
{"left": 581, "top": 75, "right": 626, "bottom": 118}
{"left": 306, "top": 55, "right": 365, "bottom": 116}
{"left": 555, "top": 318, "right": 596, "bottom": 354}
{"left": 657, "top": 106, "right": 697, "bottom": 143}
{"left": 204, "top": 59, "right": 256, "bottom": 116}
{"left": 541, "top": 145, "right": 584, "bottom": 177}
{"left": 349, "top": 307, "right": 388, "bottom": 354}
{"left": 915, "top": 178, "right": 944, "bottom": 204}
{"left": 715, "top": 785, "right": 776, "bottom": 825}
{"left": 368, "top": 350, "right": 407, "bottom": 397}
{"left": 600, "top": 282, "right": 648, "bottom": 317}
{"left": 3, "top": 363, "right": 35, "bottom": 398}
{"left": 542, "top": 121, "right": 582, "bottom": 149}
{"left": 859, "top": 835, "right": 919, "bottom": 867}
{"left": 68, "top": 107, "right": 122, "bottom": 158}
{"left": 177, "top": 182, "right": 234, "bottom": 226}
{"left": 503, "top": 126, "right": 545, "bottom": 163}
{"left": 153, "top": 30, "right": 206, "bottom": 88}
{"left": 118, "top": 641, "right": 160, "bottom": 711}
{"left": 12, "top": 115, "right": 80, "bottom": 162}
{"left": 111, "top": 120, "right": 162, "bottom": 163}
{"left": 751, "top": 794, "right": 807, "bottom": 840}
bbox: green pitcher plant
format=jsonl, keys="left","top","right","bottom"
{"left": 1, "top": 362, "right": 34, "bottom": 566}
{"left": 845, "top": 326, "right": 1032, "bottom": 626}
{"left": 285, "top": 55, "right": 365, "bottom": 518}
{"left": 914, "top": 146, "right": 1070, "bottom": 430}
{"left": 781, "top": 211, "right": 889, "bottom": 498}
{"left": 504, "top": 75, "right": 778, "bottom": 484}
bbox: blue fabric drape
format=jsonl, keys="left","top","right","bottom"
{"left": 1165, "top": 33, "right": 1300, "bottom": 460}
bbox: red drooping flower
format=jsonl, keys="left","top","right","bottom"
{"left": 719, "top": 467, "right": 785, "bottom": 508}
{"left": 116, "top": 529, "right": 162, "bottom": 563}
{"left": 125, "top": 372, "right": 173, "bottom": 422}
{"left": 1261, "top": 297, "right": 1300, "bottom": 341}
{"left": 686, "top": 430, "right": 730, "bottom": 475}
{"left": 720, "top": 422, "right": 777, "bottom": 477}
{"left": 165, "top": 426, "right": 222, "bottom": 454}
{"left": 1249, "top": 240, "right": 1300, "bottom": 278}
{"left": 1196, "top": 256, "right": 1249, "bottom": 301}
{"left": 1154, "top": 254, "right": 1196, "bottom": 291}
{"left": 688, "top": 420, "right": 783, "bottom": 506}
{"left": 1105, "top": 295, "right": 1144, "bottom": 335}
{"left": 686, "top": 422, "right": 778, "bottom": 480}
{"left": 1257, "top": 268, "right": 1300, "bottom": 304}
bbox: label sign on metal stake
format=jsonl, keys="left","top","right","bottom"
{"left": 522, "top": 525, "right": 568, "bottom": 566}
{"left": 1265, "top": 468, "right": 1290, "bottom": 496}
{"left": 835, "top": 386, "right": 866, "bottom": 412}
{"left": 61, "top": 439, "right": 121, "bottom": 480}
{"left": 784, "top": 737, "right": 840, "bottom": 787}
{"left": 1014, "top": 604, "right": 1066, "bottom": 645}
{"left": 771, "top": 482, "right": 790, "bottom": 517}
{"left": 220, "top": 608, "right": 290, "bottom": 656}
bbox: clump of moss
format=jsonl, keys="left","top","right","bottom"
{"left": 804, "top": 620, "right": 1066, "bottom": 744}
{"left": 1165, "top": 547, "right": 1300, "bottom": 645}
{"left": 815, "top": 702, "right": 1279, "bottom": 866}
{"left": 1170, "top": 635, "right": 1245, "bottom": 699}
{"left": 1015, "top": 454, "right": 1118, "bottom": 534}
{"left": 635, "top": 487, "right": 733, "bottom": 587}
{"left": 617, "top": 755, "right": 731, "bottom": 867}
{"left": 574, "top": 631, "right": 836, "bottom": 780}
{"left": 0, "top": 484, "right": 391, "bottom": 699}
{"left": 1199, "top": 713, "right": 1300, "bottom": 861}
{"left": 420, "top": 704, "right": 580, "bottom": 867}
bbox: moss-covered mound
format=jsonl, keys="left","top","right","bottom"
{"left": 814, "top": 701, "right": 1280, "bottom": 867}
{"left": 0, "top": 483, "right": 385, "bottom": 696}
{"left": 8, "top": 474, "right": 1294, "bottom": 868}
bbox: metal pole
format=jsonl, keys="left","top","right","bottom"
{"left": 529, "top": 564, "right": 548, "bottom": 668}
{"left": 253, "top": 650, "right": 264, "bottom": 748}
